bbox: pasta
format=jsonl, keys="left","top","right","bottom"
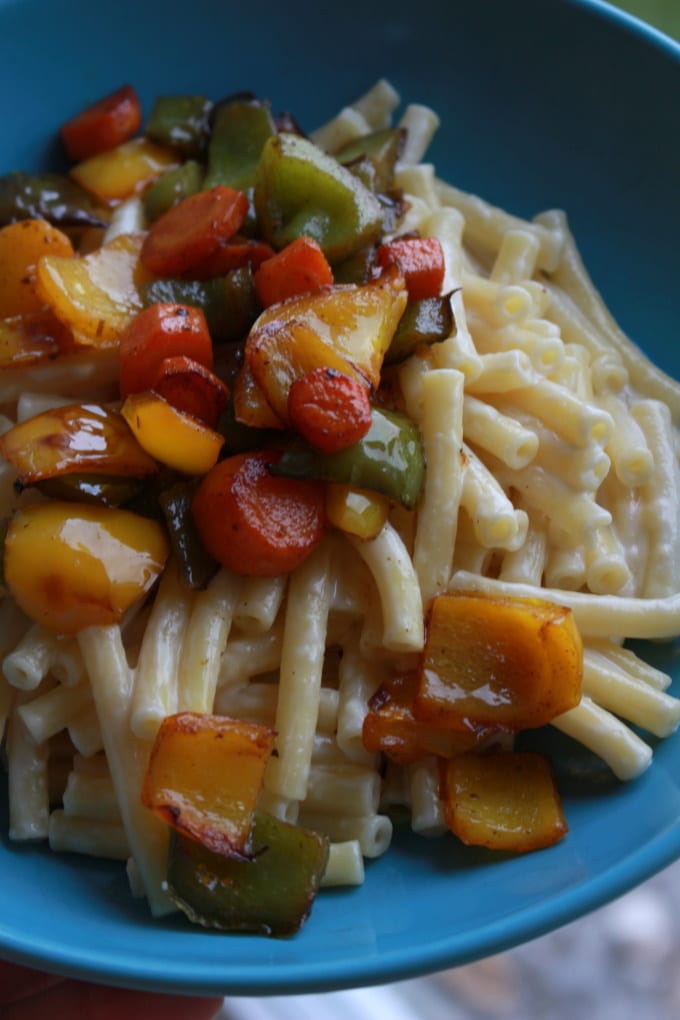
{"left": 0, "top": 77, "right": 679, "bottom": 936}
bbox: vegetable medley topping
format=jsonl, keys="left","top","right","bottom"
{"left": 3, "top": 79, "right": 677, "bottom": 940}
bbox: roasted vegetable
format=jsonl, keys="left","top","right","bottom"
{"left": 288, "top": 366, "right": 372, "bottom": 453}
{"left": 166, "top": 811, "right": 329, "bottom": 936}
{"left": 145, "top": 94, "right": 212, "bottom": 159}
{"left": 441, "top": 751, "right": 568, "bottom": 852}
{"left": 35, "top": 232, "right": 147, "bottom": 345}
{"left": 3, "top": 501, "right": 169, "bottom": 632}
{"left": 158, "top": 481, "right": 218, "bottom": 589}
{"left": 118, "top": 302, "right": 214, "bottom": 400}
{"left": 120, "top": 390, "right": 224, "bottom": 475}
{"left": 60, "top": 84, "right": 142, "bottom": 162}
{"left": 70, "top": 138, "right": 179, "bottom": 204}
{"left": 415, "top": 592, "right": 583, "bottom": 732}
{"left": 0, "top": 171, "right": 107, "bottom": 228}
{"left": 191, "top": 450, "right": 327, "bottom": 576}
{"left": 204, "top": 98, "right": 276, "bottom": 192}
{"left": 385, "top": 294, "right": 455, "bottom": 365}
{"left": 254, "top": 132, "right": 384, "bottom": 263}
{"left": 0, "top": 219, "right": 74, "bottom": 318}
{"left": 253, "top": 236, "right": 333, "bottom": 307}
{"left": 0, "top": 402, "right": 158, "bottom": 484}
{"left": 273, "top": 406, "right": 425, "bottom": 510}
{"left": 140, "top": 266, "right": 261, "bottom": 344}
{"left": 142, "top": 712, "right": 276, "bottom": 858}
{"left": 143, "top": 160, "right": 204, "bottom": 222}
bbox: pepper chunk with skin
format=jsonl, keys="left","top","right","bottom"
{"left": 142, "top": 712, "right": 276, "bottom": 859}
{"left": 415, "top": 592, "right": 583, "bottom": 732}
{"left": 3, "top": 501, "right": 169, "bottom": 633}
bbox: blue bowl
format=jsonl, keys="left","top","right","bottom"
{"left": 0, "top": 0, "right": 679, "bottom": 997}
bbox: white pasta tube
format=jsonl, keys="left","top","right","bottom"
{"left": 461, "top": 446, "right": 528, "bottom": 550}
{"left": 396, "top": 104, "right": 440, "bottom": 166}
{"left": 582, "top": 650, "right": 680, "bottom": 738}
{"left": 463, "top": 395, "right": 538, "bottom": 469}
{"left": 449, "top": 570, "right": 680, "bottom": 640}
{"left": 78, "top": 625, "right": 174, "bottom": 916}
{"left": 350, "top": 78, "right": 400, "bottom": 129}
{"left": 583, "top": 639, "right": 672, "bottom": 691}
{"left": 3, "top": 624, "right": 82, "bottom": 691}
{"left": 407, "top": 757, "right": 447, "bottom": 837}
{"left": 17, "top": 679, "right": 93, "bottom": 745}
{"left": 336, "top": 635, "right": 389, "bottom": 763}
{"left": 131, "top": 562, "right": 193, "bottom": 740}
{"left": 584, "top": 525, "right": 632, "bottom": 596}
{"left": 234, "top": 575, "right": 285, "bottom": 634}
{"left": 264, "top": 541, "right": 333, "bottom": 802}
{"left": 435, "top": 180, "right": 565, "bottom": 271}
{"left": 303, "top": 763, "right": 381, "bottom": 818}
{"left": 544, "top": 543, "right": 587, "bottom": 592}
{"left": 464, "top": 350, "right": 536, "bottom": 394}
{"left": 599, "top": 392, "right": 654, "bottom": 487}
{"left": 218, "top": 622, "right": 284, "bottom": 687}
{"left": 552, "top": 696, "right": 652, "bottom": 781}
{"left": 632, "top": 400, "right": 680, "bottom": 598}
{"left": 296, "top": 812, "right": 393, "bottom": 858}
{"left": 48, "top": 811, "right": 130, "bottom": 861}
{"left": 490, "top": 228, "right": 540, "bottom": 284}
{"left": 177, "top": 568, "right": 241, "bottom": 714}
{"left": 67, "top": 703, "right": 104, "bottom": 758}
{"left": 498, "top": 511, "right": 548, "bottom": 585}
{"left": 6, "top": 700, "right": 50, "bottom": 840}
{"left": 348, "top": 523, "right": 424, "bottom": 652}
{"left": 413, "top": 368, "right": 465, "bottom": 601}
{"left": 310, "top": 106, "right": 371, "bottom": 152}
{"left": 320, "top": 840, "right": 365, "bottom": 887}
{"left": 62, "top": 770, "right": 121, "bottom": 822}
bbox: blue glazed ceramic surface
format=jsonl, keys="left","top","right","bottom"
{"left": 0, "top": 0, "right": 678, "bottom": 996}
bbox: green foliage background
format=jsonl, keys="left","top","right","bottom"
{"left": 611, "top": 0, "right": 680, "bottom": 40}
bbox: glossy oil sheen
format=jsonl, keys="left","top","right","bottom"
{"left": 0, "top": 0, "right": 678, "bottom": 997}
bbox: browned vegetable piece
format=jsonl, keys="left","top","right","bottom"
{"left": 362, "top": 672, "right": 495, "bottom": 764}
{"left": 0, "top": 402, "right": 159, "bottom": 485}
{"left": 442, "top": 751, "right": 568, "bottom": 852}
{"left": 141, "top": 712, "right": 276, "bottom": 859}
{"left": 415, "top": 592, "right": 583, "bottom": 732}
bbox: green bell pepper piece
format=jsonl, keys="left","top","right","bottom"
{"left": 145, "top": 95, "right": 212, "bottom": 159}
{"left": 332, "top": 245, "right": 377, "bottom": 285}
{"left": 273, "top": 407, "right": 425, "bottom": 510}
{"left": 254, "top": 133, "right": 384, "bottom": 264}
{"left": 204, "top": 99, "right": 276, "bottom": 193}
{"left": 141, "top": 266, "right": 260, "bottom": 344}
{"left": 159, "top": 481, "right": 218, "bottom": 590}
{"left": 0, "top": 172, "right": 107, "bottom": 228}
{"left": 335, "top": 127, "right": 405, "bottom": 194}
{"left": 385, "top": 295, "right": 455, "bottom": 365}
{"left": 143, "top": 160, "right": 204, "bottom": 222}
{"left": 166, "top": 811, "right": 329, "bottom": 936}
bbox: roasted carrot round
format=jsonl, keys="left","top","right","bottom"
{"left": 288, "top": 366, "right": 372, "bottom": 453}
{"left": 119, "top": 303, "right": 213, "bottom": 399}
{"left": 376, "top": 236, "right": 445, "bottom": 300}
{"left": 254, "top": 236, "right": 333, "bottom": 307}
{"left": 151, "top": 354, "right": 229, "bottom": 429}
{"left": 140, "top": 186, "right": 250, "bottom": 277}
{"left": 191, "top": 451, "right": 327, "bottom": 576}
{"left": 60, "top": 85, "right": 142, "bottom": 162}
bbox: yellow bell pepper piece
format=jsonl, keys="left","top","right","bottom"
{"left": 325, "top": 483, "right": 388, "bottom": 539}
{"left": 0, "top": 219, "right": 74, "bottom": 318}
{"left": 254, "top": 272, "right": 407, "bottom": 389}
{"left": 35, "top": 232, "right": 147, "bottom": 346}
{"left": 120, "top": 391, "right": 224, "bottom": 475}
{"left": 70, "top": 137, "right": 179, "bottom": 204}
{"left": 415, "top": 591, "right": 583, "bottom": 732}
{"left": 442, "top": 751, "right": 568, "bottom": 853}
{"left": 0, "top": 402, "right": 158, "bottom": 484}
{"left": 3, "top": 501, "right": 170, "bottom": 633}
{"left": 142, "top": 712, "right": 276, "bottom": 859}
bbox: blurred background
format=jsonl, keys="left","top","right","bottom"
{"left": 218, "top": 3, "right": 680, "bottom": 1018}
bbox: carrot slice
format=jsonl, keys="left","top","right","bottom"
{"left": 288, "top": 366, "right": 372, "bottom": 453}
{"left": 254, "top": 237, "right": 333, "bottom": 307}
{"left": 376, "top": 237, "right": 445, "bottom": 299}
{"left": 191, "top": 451, "right": 327, "bottom": 576}
{"left": 151, "top": 354, "right": 229, "bottom": 429}
{"left": 119, "top": 302, "right": 213, "bottom": 399}
{"left": 60, "top": 84, "right": 142, "bottom": 162}
{"left": 140, "top": 186, "right": 249, "bottom": 277}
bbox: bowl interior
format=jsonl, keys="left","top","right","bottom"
{"left": 0, "top": 0, "right": 679, "bottom": 996}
